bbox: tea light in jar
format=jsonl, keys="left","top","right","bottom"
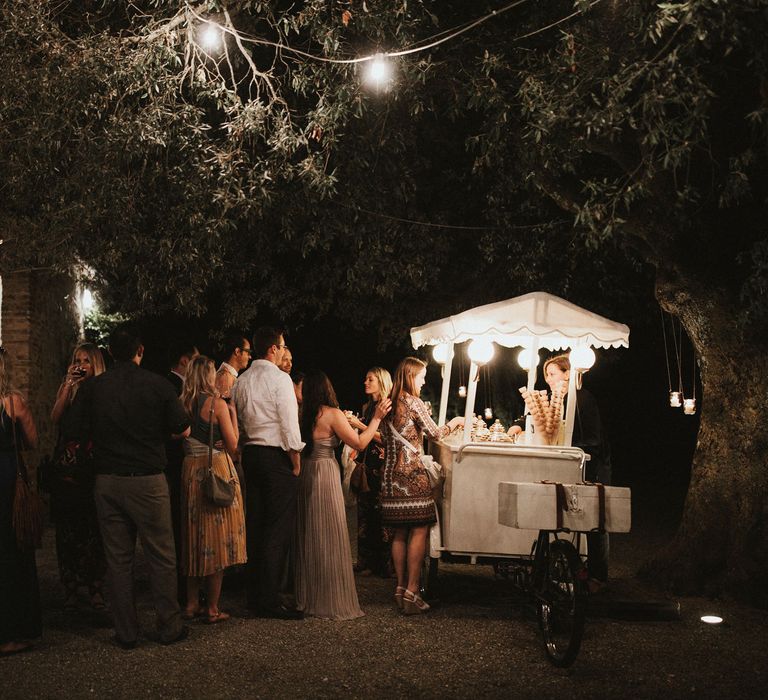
{"left": 484, "top": 407, "right": 493, "bottom": 420}
{"left": 669, "top": 391, "right": 682, "bottom": 408}
{"left": 458, "top": 385, "right": 467, "bottom": 398}
{"left": 683, "top": 398, "right": 696, "bottom": 415}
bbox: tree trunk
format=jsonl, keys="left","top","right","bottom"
{"left": 643, "top": 271, "right": 768, "bottom": 608}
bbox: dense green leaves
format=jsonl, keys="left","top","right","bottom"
{"left": 0, "top": 0, "right": 765, "bottom": 341}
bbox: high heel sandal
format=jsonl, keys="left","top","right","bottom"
{"left": 402, "top": 589, "right": 430, "bottom": 615}
{"left": 394, "top": 586, "right": 406, "bottom": 610}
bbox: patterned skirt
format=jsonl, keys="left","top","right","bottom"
{"left": 181, "top": 452, "right": 247, "bottom": 577}
{"left": 380, "top": 460, "right": 437, "bottom": 528}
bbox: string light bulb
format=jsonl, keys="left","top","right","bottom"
{"left": 363, "top": 53, "right": 393, "bottom": 90}
{"left": 199, "top": 23, "right": 223, "bottom": 51}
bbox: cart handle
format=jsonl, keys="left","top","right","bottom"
{"left": 456, "top": 443, "right": 587, "bottom": 468}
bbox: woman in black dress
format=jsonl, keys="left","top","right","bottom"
{"left": 346, "top": 367, "right": 392, "bottom": 577}
{"left": 0, "top": 347, "right": 41, "bottom": 655}
{"left": 50, "top": 342, "right": 107, "bottom": 611}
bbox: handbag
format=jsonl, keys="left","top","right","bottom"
{"left": 10, "top": 397, "right": 44, "bottom": 549}
{"left": 389, "top": 422, "right": 444, "bottom": 489}
{"left": 202, "top": 398, "right": 236, "bottom": 507}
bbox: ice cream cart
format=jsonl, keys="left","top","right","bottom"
{"left": 410, "top": 291, "right": 630, "bottom": 565}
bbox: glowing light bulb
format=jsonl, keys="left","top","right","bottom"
{"left": 432, "top": 343, "right": 450, "bottom": 365}
{"left": 483, "top": 407, "right": 493, "bottom": 420}
{"left": 669, "top": 391, "right": 682, "bottom": 408}
{"left": 364, "top": 53, "right": 392, "bottom": 89}
{"left": 517, "top": 347, "right": 539, "bottom": 370}
{"left": 200, "top": 23, "right": 222, "bottom": 51}
{"left": 468, "top": 339, "right": 495, "bottom": 365}
{"left": 683, "top": 398, "right": 696, "bottom": 415}
{"left": 570, "top": 345, "right": 595, "bottom": 370}
{"left": 458, "top": 385, "right": 467, "bottom": 398}
{"left": 82, "top": 289, "right": 96, "bottom": 312}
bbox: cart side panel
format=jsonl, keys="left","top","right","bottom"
{"left": 437, "top": 445, "right": 584, "bottom": 556}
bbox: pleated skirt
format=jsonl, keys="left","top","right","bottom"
{"left": 181, "top": 452, "right": 246, "bottom": 577}
{"left": 294, "top": 453, "right": 364, "bottom": 620}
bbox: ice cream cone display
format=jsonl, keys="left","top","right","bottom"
{"left": 519, "top": 381, "right": 566, "bottom": 445}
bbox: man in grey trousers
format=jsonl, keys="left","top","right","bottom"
{"left": 73, "top": 324, "right": 191, "bottom": 648}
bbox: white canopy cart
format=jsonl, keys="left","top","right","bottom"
{"left": 410, "top": 291, "right": 629, "bottom": 562}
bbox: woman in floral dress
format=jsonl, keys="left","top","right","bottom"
{"left": 380, "top": 357, "right": 463, "bottom": 614}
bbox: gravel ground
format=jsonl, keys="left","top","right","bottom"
{"left": 3, "top": 513, "right": 767, "bottom": 699}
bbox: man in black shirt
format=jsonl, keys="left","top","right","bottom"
{"left": 75, "top": 325, "right": 191, "bottom": 648}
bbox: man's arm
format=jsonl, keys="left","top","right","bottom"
{"left": 288, "top": 449, "right": 301, "bottom": 476}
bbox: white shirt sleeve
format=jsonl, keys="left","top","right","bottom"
{"left": 275, "top": 371, "right": 304, "bottom": 453}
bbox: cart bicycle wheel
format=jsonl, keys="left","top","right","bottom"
{"left": 536, "top": 538, "right": 587, "bottom": 667}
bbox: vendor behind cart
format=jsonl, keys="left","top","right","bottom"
{"left": 543, "top": 353, "right": 612, "bottom": 592}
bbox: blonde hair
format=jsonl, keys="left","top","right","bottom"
{"left": 390, "top": 357, "right": 426, "bottom": 420}
{"left": 72, "top": 342, "right": 106, "bottom": 377}
{"left": 362, "top": 366, "right": 393, "bottom": 414}
{"left": 180, "top": 355, "right": 217, "bottom": 418}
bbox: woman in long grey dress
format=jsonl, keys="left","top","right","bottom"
{"left": 295, "top": 371, "right": 390, "bottom": 619}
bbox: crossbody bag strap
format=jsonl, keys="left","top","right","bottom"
{"left": 389, "top": 421, "right": 419, "bottom": 455}
{"left": 206, "top": 396, "right": 233, "bottom": 480}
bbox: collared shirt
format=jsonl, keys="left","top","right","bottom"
{"left": 232, "top": 359, "right": 304, "bottom": 453}
{"left": 219, "top": 362, "right": 238, "bottom": 378}
{"left": 73, "top": 361, "right": 190, "bottom": 475}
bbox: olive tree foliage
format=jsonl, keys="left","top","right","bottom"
{"left": 0, "top": 0, "right": 644, "bottom": 336}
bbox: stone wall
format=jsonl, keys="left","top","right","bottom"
{"left": 2, "top": 270, "right": 80, "bottom": 470}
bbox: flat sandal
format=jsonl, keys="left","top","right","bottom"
{"left": 394, "top": 586, "right": 406, "bottom": 610}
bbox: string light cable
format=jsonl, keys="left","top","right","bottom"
{"left": 183, "top": 0, "right": 603, "bottom": 65}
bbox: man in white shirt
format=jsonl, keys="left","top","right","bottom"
{"left": 231, "top": 327, "right": 304, "bottom": 619}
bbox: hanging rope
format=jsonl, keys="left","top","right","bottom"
{"left": 673, "top": 317, "right": 684, "bottom": 395}
{"left": 660, "top": 308, "right": 673, "bottom": 393}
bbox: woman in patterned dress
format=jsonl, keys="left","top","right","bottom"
{"left": 179, "top": 356, "right": 246, "bottom": 624}
{"left": 380, "top": 357, "right": 463, "bottom": 614}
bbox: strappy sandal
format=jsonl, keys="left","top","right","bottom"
{"left": 394, "top": 586, "right": 406, "bottom": 611}
{"left": 402, "top": 589, "right": 430, "bottom": 615}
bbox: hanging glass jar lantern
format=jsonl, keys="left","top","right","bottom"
{"left": 458, "top": 385, "right": 467, "bottom": 398}
{"left": 483, "top": 407, "right": 493, "bottom": 420}
{"left": 683, "top": 398, "right": 696, "bottom": 415}
{"left": 669, "top": 391, "right": 682, "bottom": 408}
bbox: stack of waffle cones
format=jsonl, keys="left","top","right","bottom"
{"left": 518, "top": 380, "right": 566, "bottom": 445}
